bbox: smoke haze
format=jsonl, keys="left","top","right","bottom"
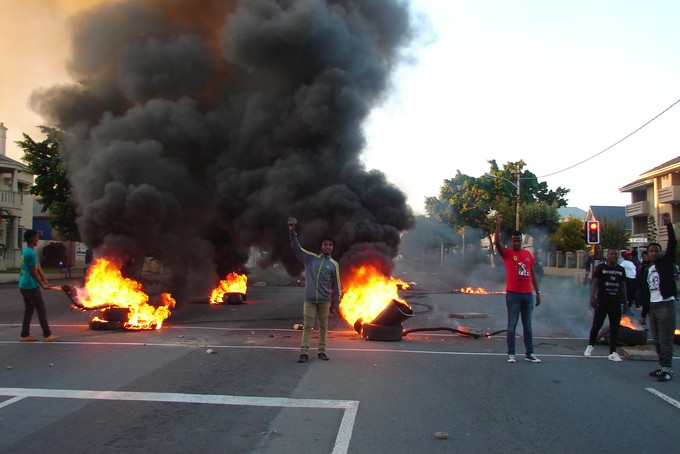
{"left": 31, "top": 0, "right": 416, "bottom": 298}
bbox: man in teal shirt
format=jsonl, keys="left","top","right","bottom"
{"left": 19, "top": 229, "right": 60, "bottom": 342}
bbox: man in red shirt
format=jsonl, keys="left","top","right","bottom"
{"left": 494, "top": 214, "right": 542, "bottom": 363}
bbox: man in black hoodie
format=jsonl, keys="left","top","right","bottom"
{"left": 639, "top": 212, "right": 677, "bottom": 382}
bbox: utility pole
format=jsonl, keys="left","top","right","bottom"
{"left": 515, "top": 170, "right": 520, "bottom": 231}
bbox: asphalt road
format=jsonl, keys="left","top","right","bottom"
{"left": 1, "top": 267, "right": 679, "bottom": 454}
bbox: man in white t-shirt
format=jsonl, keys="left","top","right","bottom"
{"left": 620, "top": 251, "right": 637, "bottom": 313}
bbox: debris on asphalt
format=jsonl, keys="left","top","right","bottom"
{"left": 434, "top": 432, "right": 449, "bottom": 439}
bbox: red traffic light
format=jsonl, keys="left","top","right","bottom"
{"left": 587, "top": 221, "right": 600, "bottom": 244}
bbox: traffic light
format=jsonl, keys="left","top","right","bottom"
{"left": 586, "top": 221, "right": 600, "bottom": 244}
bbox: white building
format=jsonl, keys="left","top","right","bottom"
{"left": 0, "top": 123, "right": 35, "bottom": 270}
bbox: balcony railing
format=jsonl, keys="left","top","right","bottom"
{"left": 658, "top": 185, "right": 680, "bottom": 204}
{"left": 0, "top": 190, "right": 24, "bottom": 211}
{"left": 625, "top": 201, "right": 650, "bottom": 217}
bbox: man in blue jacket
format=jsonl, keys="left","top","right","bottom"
{"left": 639, "top": 212, "right": 677, "bottom": 382}
{"left": 289, "top": 221, "right": 341, "bottom": 363}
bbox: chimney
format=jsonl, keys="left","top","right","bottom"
{"left": 0, "top": 122, "right": 6, "bottom": 156}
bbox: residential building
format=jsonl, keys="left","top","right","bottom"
{"left": 584, "top": 206, "right": 629, "bottom": 229}
{"left": 557, "top": 206, "right": 586, "bottom": 223}
{"left": 0, "top": 123, "right": 34, "bottom": 270}
{"left": 619, "top": 156, "right": 680, "bottom": 250}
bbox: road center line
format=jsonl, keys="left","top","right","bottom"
{"left": 645, "top": 387, "right": 680, "bottom": 410}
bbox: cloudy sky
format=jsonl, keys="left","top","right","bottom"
{"left": 2, "top": 0, "right": 679, "bottom": 215}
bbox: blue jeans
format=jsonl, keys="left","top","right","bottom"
{"left": 506, "top": 292, "right": 534, "bottom": 356}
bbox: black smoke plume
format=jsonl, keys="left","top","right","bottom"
{"left": 31, "top": 0, "right": 416, "bottom": 299}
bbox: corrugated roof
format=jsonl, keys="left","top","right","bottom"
{"left": 640, "top": 156, "right": 680, "bottom": 177}
{"left": 588, "top": 206, "right": 631, "bottom": 229}
{"left": 558, "top": 207, "right": 586, "bottom": 219}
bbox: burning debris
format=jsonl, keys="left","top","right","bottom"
{"left": 209, "top": 272, "right": 248, "bottom": 305}
{"left": 598, "top": 316, "right": 647, "bottom": 346}
{"left": 68, "top": 258, "right": 175, "bottom": 330}
{"left": 30, "top": 0, "right": 416, "bottom": 299}
{"left": 449, "top": 287, "right": 505, "bottom": 295}
{"left": 338, "top": 261, "right": 413, "bottom": 341}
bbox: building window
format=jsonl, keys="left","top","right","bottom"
{"left": 660, "top": 174, "right": 671, "bottom": 188}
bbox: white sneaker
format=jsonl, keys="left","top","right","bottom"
{"left": 608, "top": 352, "right": 622, "bottom": 362}
{"left": 584, "top": 345, "right": 594, "bottom": 357}
{"left": 525, "top": 353, "right": 541, "bottom": 363}
{"left": 507, "top": 354, "right": 516, "bottom": 363}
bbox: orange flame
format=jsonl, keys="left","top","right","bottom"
{"left": 450, "top": 287, "right": 505, "bottom": 294}
{"left": 80, "top": 258, "right": 175, "bottom": 330}
{"left": 620, "top": 315, "right": 643, "bottom": 331}
{"left": 339, "top": 264, "right": 410, "bottom": 327}
{"left": 209, "top": 272, "right": 248, "bottom": 304}
{"left": 675, "top": 328, "right": 680, "bottom": 336}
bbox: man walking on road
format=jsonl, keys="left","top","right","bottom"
{"left": 18, "top": 229, "right": 60, "bottom": 343}
{"left": 639, "top": 212, "right": 677, "bottom": 382}
{"left": 289, "top": 219, "right": 341, "bottom": 363}
{"left": 584, "top": 248, "right": 627, "bottom": 362}
{"left": 494, "top": 214, "right": 542, "bottom": 364}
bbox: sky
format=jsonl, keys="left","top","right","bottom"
{"left": 1, "top": 0, "right": 679, "bottom": 215}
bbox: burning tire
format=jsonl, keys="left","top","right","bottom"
{"left": 599, "top": 325, "right": 647, "bottom": 346}
{"left": 226, "top": 293, "right": 246, "bottom": 305}
{"left": 89, "top": 307, "right": 130, "bottom": 330}
{"left": 361, "top": 323, "right": 404, "bottom": 342}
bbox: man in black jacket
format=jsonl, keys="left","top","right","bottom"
{"left": 639, "top": 212, "right": 677, "bottom": 382}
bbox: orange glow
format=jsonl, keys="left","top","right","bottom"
{"left": 79, "top": 258, "right": 175, "bottom": 330}
{"left": 620, "top": 315, "right": 642, "bottom": 331}
{"left": 450, "top": 287, "right": 505, "bottom": 294}
{"left": 339, "top": 264, "right": 410, "bottom": 328}
{"left": 210, "top": 272, "right": 248, "bottom": 304}
{"left": 675, "top": 328, "right": 680, "bottom": 336}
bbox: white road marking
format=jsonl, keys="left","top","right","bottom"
{"left": 0, "top": 387, "right": 358, "bottom": 454}
{"left": 0, "top": 396, "right": 25, "bottom": 408}
{"left": 645, "top": 387, "right": 680, "bottom": 410}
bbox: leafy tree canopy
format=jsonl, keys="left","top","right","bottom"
{"left": 549, "top": 218, "right": 587, "bottom": 252}
{"left": 16, "top": 126, "right": 80, "bottom": 242}
{"left": 600, "top": 217, "right": 630, "bottom": 251}
{"left": 426, "top": 160, "right": 569, "bottom": 240}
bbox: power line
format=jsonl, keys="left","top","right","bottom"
{"left": 537, "top": 97, "right": 680, "bottom": 178}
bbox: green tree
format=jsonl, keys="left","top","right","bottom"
{"left": 549, "top": 218, "right": 587, "bottom": 252}
{"left": 601, "top": 218, "right": 629, "bottom": 250}
{"left": 16, "top": 126, "right": 80, "bottom": 242}
{"left": 427, "top": 160, "right": 570, "bottom": 249}
{"left": 647, "top": 215, "right": 657, "bottom": 243}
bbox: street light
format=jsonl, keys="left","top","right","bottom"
{"left": 485, "top": 172, "right": 521, "bottom": 230}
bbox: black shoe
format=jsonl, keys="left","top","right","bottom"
{"left": 297, "top": 354, "right": 309, "bottom": 363}
{"left": 657, "top": 371, "right": 673, "bottom": 382}
{"left": 317, "top": 352, "right": 329, "bottom": 361}
{"left": 649, "top": 369, "right": 663, "bottom": 377}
